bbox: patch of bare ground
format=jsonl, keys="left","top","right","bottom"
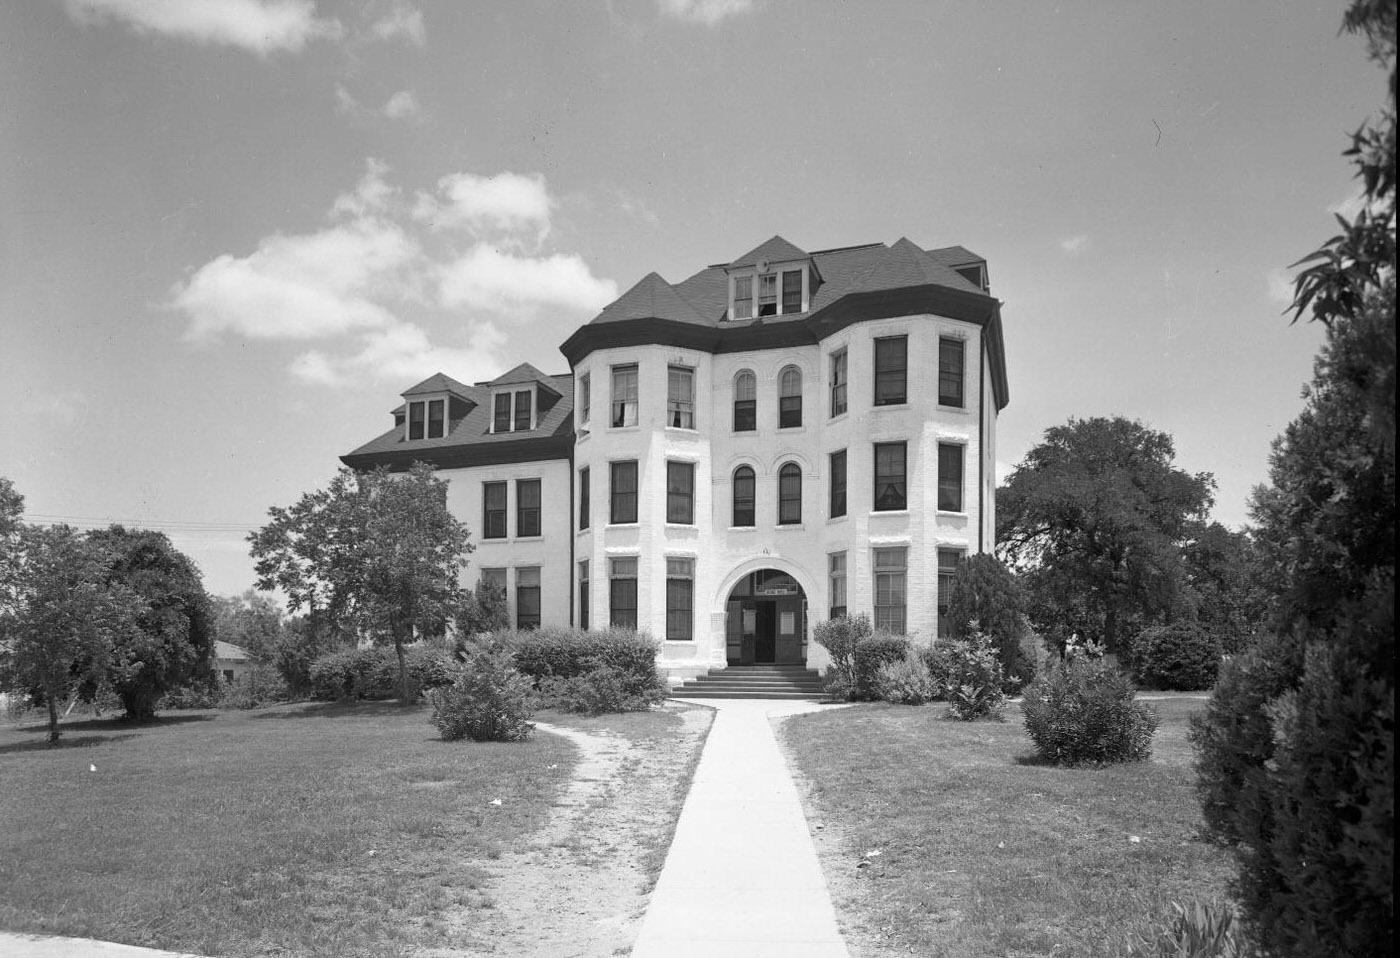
{"left": 425, "top": 703, "right": 714, "bottom": 957}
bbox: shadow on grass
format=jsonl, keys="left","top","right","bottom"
{"left": 0, "top": 733, "right": 140, "bottom": 755}
{"left": 16, "top": 713, "right": 215, "bottom": 735}
{"left": 250, "top": 700, "right": 423, "bottom": 721}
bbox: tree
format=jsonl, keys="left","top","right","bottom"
{"left": 211, "top": 589, "right": 286, "bottom": 660}
{"left": 1180, "top": 521, "right": 1272, "bottom": 654}
{"left": 944, "top": 554, "right": 1035, "bottom": 686}
{"left": 996, "top": 417, "right": 1215, "bottom": 653}
{"left": 0, "top": 525, "right": 142, "bottom": 743}
{"left": 87, "top": 526, "right": 217, "bottom": 721}
{"left": 455, "top": 581, "right": 511, "bottom": 638}
{"left": 0, "top": 477, "right": 22, "bottom": 540}
{"left": 250, "top": 463, "right": 473, "bottom": 701}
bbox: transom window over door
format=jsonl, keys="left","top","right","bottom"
{"left": 611, "top": 364, "right": 638, "bottom": 427}
{"left": 667, "top": 365, "right": 695, "bottom": 429}
{"left": 874, "top": 335, "right": 908, "bottom": 406}
{"left": 779, "top": 366, "right": 802, "bottom": 428}
{"left": 732, "top": 466, "right": 755, "bottom": 527}
{"left": 778, "top": 463, "right": 802, "bottom": 525}
{"left": 733, "top": 370, "right": 757, "bottom": 431}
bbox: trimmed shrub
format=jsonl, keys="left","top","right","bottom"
{"left": 1021, "top": 656, "right": 1159, "bottom": 764}
{"left": 813, "top": 614, "right": 871, "bottom": 701}
{"left": 540, "top": 661, "right": 665, "bottom": 714}
{"left": 1123, "top": 900, "right": 1250, "bottom": 958}
{"left": 854, "top": 633, "right": 911, "bottom": 699}
{"left": 935, "top": 632, "right": 1007, "bottom": 721}
{"left": 428, "top": 645, "right": 536, "bottom": 742}
{"left": 875, "top": 650, "right": 939, "bottom": 705}
{"left": 507, "top": 627, "right": 659, "bottom": 681}
{"left": 218, "top": 664, "right": 292, "bottom": 710}
{"left": 1133, "top": 623, "right": 1223, "bottom": 690}
{"left": 309, "top": 645, "right": 458, "bottom": 702}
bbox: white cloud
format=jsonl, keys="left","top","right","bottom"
{"left": 659, "top": 0, "right": 755, "bottom": 26}
{"left": 367, "top": 1, "right": 424, "bottom": 44}
{"left": 171, "top": 219, "right": 420, "bottom": 341}
{"left": 1328, "top": 188, "right": 1369, "bottom": 222}
{"left": 1058, "top": 233, "right": 1092, "bottom": 256}
{"left": 439, "top": 245, "right": 618, "bottom": 314}
{"left": 64, "top": 0, "right": 342, "bottom": 55}
{"left": 331, "top": 158, "right": 399, "bottom": 218}
{"left": 291, "top": 322, "right": 507, "bottom": 387}
{"left": 417, "top": 172, "right": 554, "bottom": 239}
{"left": 335, "top": 83, "right": 359, "bottom": 114}
{"left": 1265, "top": 267, "right": 1297, "bottom": 307}
{"left": 383, "top": 89, "right": 420, "bottom": 120}
{"left": 21, "top": 390, "right": 89, "bottom": 427}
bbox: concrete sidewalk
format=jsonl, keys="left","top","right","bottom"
{"left": 630, "top": 698, "right": 852, "bottom": 958}
{"left": 0, "top": 934, "right": 210, "bottom": 958}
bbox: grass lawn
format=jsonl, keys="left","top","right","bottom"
{"left": 780, "top": 695, "right": 1235, "bottom": 958}
{"left": 0, "top": 701, "right": 579, "bottom": 957}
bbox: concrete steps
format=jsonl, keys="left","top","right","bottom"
{"left": 671, "top": 665, "right": 828, "bottom": 700}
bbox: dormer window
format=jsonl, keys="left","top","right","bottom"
{"left": 491, "top": 388, "right": 535, "bottom": 433}
{"left": 406, "top": 398, "right": 446, "bottom": 440}
{"left": 728, "top": 265, "right": 808, "bottom": 320}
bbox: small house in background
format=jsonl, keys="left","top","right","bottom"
{"left": 214, "top": 641, "right": 259, "bottom": 684}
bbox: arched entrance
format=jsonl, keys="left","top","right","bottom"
{"left": 724, "top": 569, "right": 807, "bottom": 665}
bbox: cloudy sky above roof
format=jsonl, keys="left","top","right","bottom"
{"left": 1, "top": 0, "right": 1384, "bottom": 595}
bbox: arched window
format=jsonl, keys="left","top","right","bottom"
{"left": 778, "top": 463, "right": 802, "bottom": 525}
{"left": 779, "top": 366, "right": 802, "bottom": 428}
{"left": 733, "top": 371, "right": 757, "bottom": 432}
{"left": 732, "top": 466, "right": 755, "bottom": 527}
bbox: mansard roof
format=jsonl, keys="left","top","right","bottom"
{"left": 402, "top": 372, "right": 474, "bottom": 398}
{"left": 727, "top": 235, "right": 810, "bottom": 269}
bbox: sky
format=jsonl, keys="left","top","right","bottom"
{"left": 0, "top": 0, "right": 1387, "bottom": 599}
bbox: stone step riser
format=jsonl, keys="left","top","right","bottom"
{"left": 671, "top": 691, "right": 828, "bottom": 700}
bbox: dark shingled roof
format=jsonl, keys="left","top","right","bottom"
{"left": 727, "top": 235, "right": 810, "bottom": 269}
{"left": 402, "top": 372, "right": 474, "bottom": 398}
{"left": 591, "top": 272, "right": 712, "bottom": 327}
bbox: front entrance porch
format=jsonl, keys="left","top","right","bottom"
{"left": 724, "top": 569, "right": 807, "bottom": 666}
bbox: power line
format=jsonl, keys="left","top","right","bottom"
{"left": 22, "top": 513, "right": 262, "bottom": 534}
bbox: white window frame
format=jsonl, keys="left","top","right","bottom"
{"left": 490, "top": 387, "right": 536, "bottom": 434}
{"left": 728, "top": 263, "right": 809, "bottom": 320}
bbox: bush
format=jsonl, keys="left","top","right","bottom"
{"left": 814, "top": 614, "right": 871, "bottom": 700}
{"left": 1021, "top": 655, "right": 1159, "bottom": 764}
{"left": 309, "top": 645, "right": 458, "bottom": 702}
{"left": 218, "top": 664, "right": 292, "bottom": 710}
{"left": 507, "top": 627, "right": 661, "bottom": 684}
{"left": 540, "top": 661, "right": 664, "bottom": 714}
{"left": 1133, "top": 623, "right": 1223, "bottom": 690}
{"left": 1123, "top": 900, "right": 1251, "bottom": 958}
{"left": 934, "top": 632, "right": 1007, "bottom": 720}
{"left": 428, "top": 645, "right": 536, "bottom": 742}
{"left": 875, "top": 650, "right": 939, "bottom": 705}
{"left": 945, "top": 554, "right": 1037, "bottom": 690}
{"left": 158, "top": 684, "right": 221, "bottom": 710}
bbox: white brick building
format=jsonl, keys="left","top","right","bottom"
{"left": 343, "top": 236, "right": 1009, "bottom": 679}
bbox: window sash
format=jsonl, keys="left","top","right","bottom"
{"left": 514, "top": 390, "right": 533, "bottom": 431}
{"left": 610, "top": 575, "right": 638, "bottom": 629}
{"left": 493, "top": 393, "right": 511, "bottom": 433}
{"left": 516, "top": 567, "right": 541, "bottom": 629}
{"left": 939, "top": 338, "right": 965, "bottom": 407}
{"left": 733, "top": 372, "right": 756, "bottom": 431}
{"left": 874, "top": 442, "right": 907, "bottom": 511}
{"left": 408, "top": 401, "right": 425, "bottom": 440}
{"left": 667, "top": 366, "right": 695, "bottom": 429}
{"left": 483, "top": 482, "right": 507, "bottom": 539}
{"left": 732, "top": 275, "right": 753, "bottom": 319}
{"left": 611, "top": 461, "right": 638, "bottom": 523}
{"left": 578, "top": 467, "right": 590, "bottom": 530}
{"left": 781, "top": 269, "right": 802, "bottom": 313}
{"left": 757, "top": 273, "right": 777, "bottom": 315}
{"left": 830, "top": 350, "right": 847, "bottom": 417}
{"left": 516, "top": 479, "right": 541, "bottom": 537}
{"left": 829, "top": 552, "right": 847, "bottom": 618}
{"left": 666, "top": 568, "right": 694, "bottom": 641}
{"left": 578, "top": 561, "right": 590, "bottom": 631}
{"left": 666, "top": 461, "right": 695, "bottom": 524}
{"left": 938, "top": 444, "right": 964, "bottom": 512}
{"left": 579, "top": 373, "right": 591, "bottom": 423}
{"left": 830, "top": 449, "right": 847, "bottom": 518}
{"left": 778, "top": 465, "right": 802, "bottom": 525}
{"left": 427, "top": 399, "right": 445, "bottom": 439}
{"left": 874, "top": 336, "right": 908, "bottom": 406}
{"left": 937, "top": 548, "right": 963, "bottom": 639}
{"left": 611, "top": 366, "right": 638, "bottom": 427}
{"left": 733, "top": 467, "right": 755, "bottom": 527}
{"left": 480, "top": 568, "right": 507, "bottom": 594}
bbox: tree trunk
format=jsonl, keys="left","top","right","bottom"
{"left": 47, "top": 691, "right": 61, "bottom": 745}
{"left": 395, "top": 623, "right": 410, "bottom": 704}
{"left": 1105, "top": 603, "right": 1119, "bottom": 653}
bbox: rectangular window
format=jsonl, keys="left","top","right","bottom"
{"left": 830, "top": 349, "right": 847, "bottom": 417}
{"left": 578, "top": 560, "right": 590, "bottom": 630}
{"left": 939, "top": 337, "right": 965, "bottom": 408}
{"left": 578, "top": 467, "right": 590, "bottom": 530}
{"left": 516, "top": 479, "right": 541, "bottom": 537}
{"left": 732, "top": 275, "right": 753, "bottom": 320}
{"left": 611, "top": 365, "right": 639, "bottom": 427}
{"left": 493, "top": 393, "right": 511, "bottom": 433}
{"left": 829, "top": 552, "right": 847, "bottom": 619}
{"left": 483, "top": 481, "right": 507, "bottom": 539}
{"left": 667, "top": 461, "right": 695, "bottom": 524}
{"left": 609, "top": 557, "right": 638, "bottom": 629}
{"left": 427, "top": 399, "right": 445, "bottom": 439}
{"left": 758, "top": 272, "right": 778, "bottom": 316}
{"left": 830, "top": 449, "right": 847, "bottom": 518}
{"left": 515, "top": 567, "right": 541, "bottom": 630}
{"left": 667, "top": 365, "right": 695, "bottom": 429}
{"left": 937, "top": 549, "right": 963, "bottom": 639}
{"left": 874, "top": 442, "right": 908, "bottom": 511}
{"left": 514, "top": 389, "right": 533, "bottom": 431}
{"left": 480, "top": 567, "right": 507, "bottom": 595}
{"left": 874, "top": 335, "right": 908, "bottom": 406}
{"left": 579, "top": 372, "right": 591, "bottom": 424}
{"left": 873, "top": 546, "right": 908, "bottom": 634}
{"left": 781, "top": 269, "right": 803, "bottom": 313}
{"left": 938, "top": 443, "right": 964, "bottom": 512}
{"left": 611, "top": 460, "right": 638, "bottom": 524}
{"left": 666, "top": 557, "right": 694, "bottom": 641}
{"left": 409, "top": 401, "right": 425, "bottom": 440}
